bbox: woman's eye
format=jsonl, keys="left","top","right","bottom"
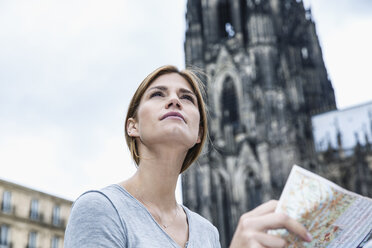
{"left": 150, "top": 91, "right": 164, "bottom": 98}
{"left": 182, "top": 95, "right": 195, "bottom": 103}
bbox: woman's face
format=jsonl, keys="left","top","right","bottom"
{"left": 128, "top": 73, "right": 201, "bottom": 150}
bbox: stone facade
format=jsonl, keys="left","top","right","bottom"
{"left": 0, "top": 179, "right": 72, "bottom": 248}
{"left": 312, "top": 102, "right": 372, "bottom": 198}
{"left": 180, "top": 0, "right": 359, "bottom": 247}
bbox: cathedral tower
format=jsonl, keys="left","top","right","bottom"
{"left": 183, "top": 0, "right": 336, "bottom": 246}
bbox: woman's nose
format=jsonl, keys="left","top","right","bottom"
{"left": 166, "top": 97, "right": 182, "bottom": 109}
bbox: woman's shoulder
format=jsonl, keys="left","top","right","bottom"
{"left": 67, "top": 185, "right": 126, "bottom": 228}
{"left": 64, "top": 185, "right": 128, "bottom": 247}
{"left": 71, "top": 185, "right": 121, "bottom": 210}
{"left": 69, "top": 184, "right": 135, "bottom": 221}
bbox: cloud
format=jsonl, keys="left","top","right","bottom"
{"left": 1, "top": 0, "right": 370, "bottom": 201}
{"left": 0, "top": 0, "right": 188, "bottom": 200}
{"left": 0, "top": 126, "right": 76, "bottom": 198}
{"left": 0, "top": 0, "right": 186, "bottom": 118}
{"left": 303, "top": 0, "right": 372, "bottom": 108}
{"left": 324, "top": 18, "right": 372, "bottom": 108}
{"left": 0, "top": 120, "right": 137, "bottom": 200}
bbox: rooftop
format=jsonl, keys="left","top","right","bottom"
{"left": 312, "top": 101, "right": 372, "bottom": 153}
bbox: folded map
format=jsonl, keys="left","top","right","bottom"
{"left": 273, "top": 165, "right": 372, "bottom": 248}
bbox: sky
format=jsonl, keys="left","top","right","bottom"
{"left": 0, "top": 0, "right": 371, "bottom": 201}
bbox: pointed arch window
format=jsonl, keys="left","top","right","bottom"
{"left": 221, "top": 77, "right": 240, "bottom": 131}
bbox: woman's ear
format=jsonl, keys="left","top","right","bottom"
{"left": 127, "top": 118, "right": 139, "bottom": 137}
{"left": 196, "top": 126, "right": 203, "bottom": 144}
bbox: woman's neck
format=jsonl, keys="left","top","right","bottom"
{"left": 121, "top": 144, "right": 186, "bottom": 211}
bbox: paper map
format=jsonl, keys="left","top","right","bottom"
{"left": 273, "top": 165, "right": 372, "bottom": 248}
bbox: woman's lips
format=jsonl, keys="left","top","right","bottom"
{"left": 160, "top": 111, "right": 186, "bottom": 122}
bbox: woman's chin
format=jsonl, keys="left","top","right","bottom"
{"left": 153, "top": 129, "right": 197, "bottom": 148}
{"left": 141, "top": 124, "right": 199, "bottom": 148}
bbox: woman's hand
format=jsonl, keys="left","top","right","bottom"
{"left": 229, "top": 200, "right": 312, "bottom": 248}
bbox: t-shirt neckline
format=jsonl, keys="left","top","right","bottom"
{"left": 112, "top": 184, "right": 192, "bottom": 248}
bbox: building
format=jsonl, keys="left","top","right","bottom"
{"left": 0, "top": 179, "right": 72, "bottom": 248}
{"left": 182, "top": 0, "right": 371, "bottom": 247}
{"left": 312, "top": 101, "right": 372, "bottom": 197}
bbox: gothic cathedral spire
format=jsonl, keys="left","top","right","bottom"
{"left": 183, "top": 1, "right": 337, "bottom": 247}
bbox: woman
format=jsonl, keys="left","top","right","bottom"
{"left": 64, "top": 65, "right": 312, "bottom": 248}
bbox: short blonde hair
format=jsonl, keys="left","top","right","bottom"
{"left": 124, "top": 65, "right": 208, "bottom": 173}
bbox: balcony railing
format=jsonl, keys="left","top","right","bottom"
{"left": 0, "top": 202, "right": 14, "bottom": 214}
{"left": 1, "top": 204, "right": 66, "bottom": 229}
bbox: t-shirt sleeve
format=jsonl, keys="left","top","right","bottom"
{"left": 212, "top": 226, "right": 222, "bottom": 248}
{"left": 64, "top": 191, "right": 127, "bottom": 248}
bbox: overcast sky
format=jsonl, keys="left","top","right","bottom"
{"left": 0, "top": 0, "right": 371, "bottom": 201}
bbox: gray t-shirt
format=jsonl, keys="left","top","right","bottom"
{"left": 64, "top": 184, "right": 221, "bottom": 248}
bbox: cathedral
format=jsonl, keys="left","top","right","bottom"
{"left": 182, "top": 0, "right": 372, "bottom": 247}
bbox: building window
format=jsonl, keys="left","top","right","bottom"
{"left": 51, "top": 236, "right": 59, "bottom": 248}
{"left": 301, "top": 47, "right": 309, "bottom": 59}
{"left": 1, "top": 191, "right": 11, "bottom": 213}
{"left": 218, "top": 0, "right": 235, "bottom": 38}
{"left": 221, "top": 77, "right": 240, "bottom": 131}
{"left": 28, "top": 231, "right": 37, "bottom": 248}
{"left": 0, "top": 225, "right": 10, "bottom": 247}
{"left": 225, "top": 23, "right": 235, "bottom": 38}
{"left": 52, "top": 205, "right": 60, "bottom": 226}
{"left": 30, "top": 199, "right": 39, "bottom": 220}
